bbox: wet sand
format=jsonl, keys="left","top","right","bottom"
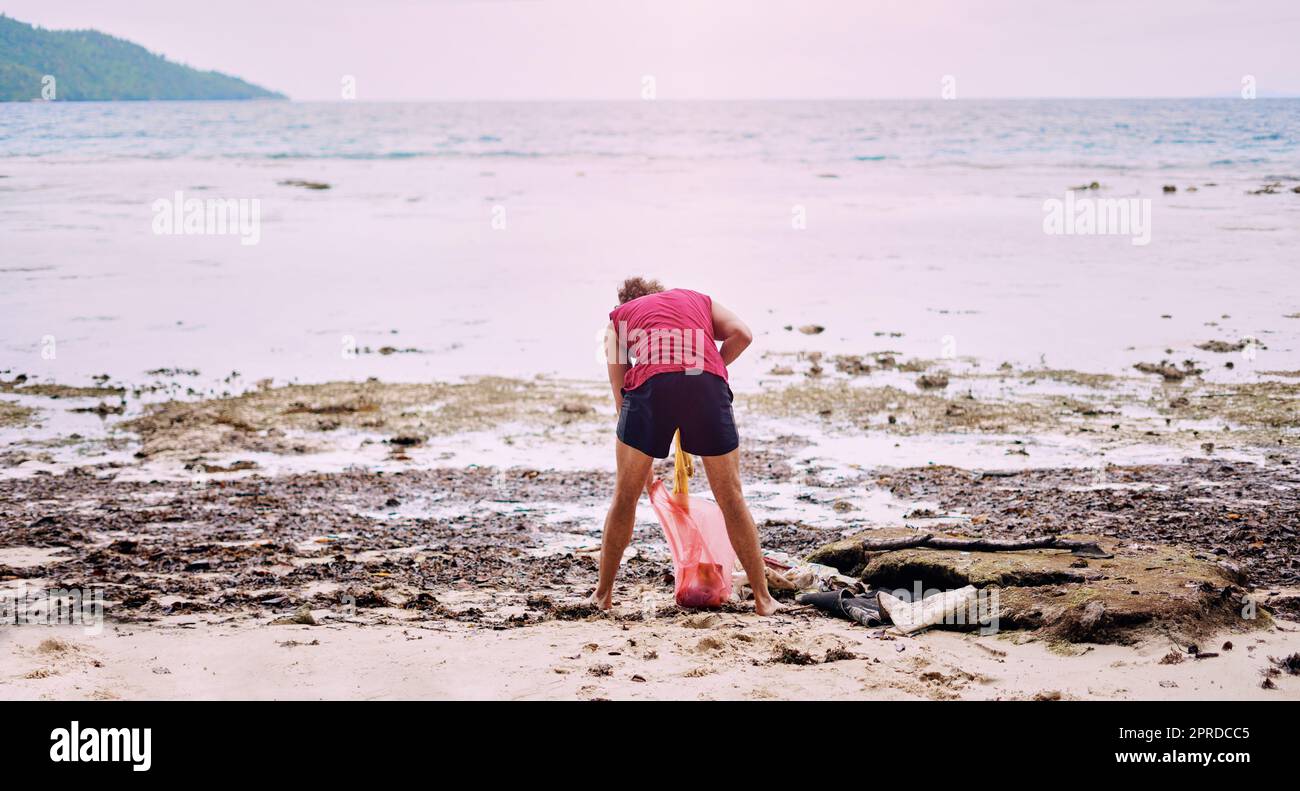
{"left": 4, "top": 154, "right": 1300, "bottom": 389}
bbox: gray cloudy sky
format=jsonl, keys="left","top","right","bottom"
{"left": 6, "top": 0, "right": 1297, "bottom": 100}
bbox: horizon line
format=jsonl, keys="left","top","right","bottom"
{"left": 19, "top": 94, "right": 1300, "bottom": 104}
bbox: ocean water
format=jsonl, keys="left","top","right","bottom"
{"left": 2, "top": 99, "right": 1298, "bottom": 391}
{"left": 4, "top": 99, "right": 1299, "bottom": 168}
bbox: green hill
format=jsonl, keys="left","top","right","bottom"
{"left": 0, "top": 14, "right": 285, "bottom": 101}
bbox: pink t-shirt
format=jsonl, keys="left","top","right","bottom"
{"left": 609, "top": 288, "right": 729, "bottom": 391}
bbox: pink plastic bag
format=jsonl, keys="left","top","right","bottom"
{"left": 648, "top": 479, "right": 737, "bottom": 609}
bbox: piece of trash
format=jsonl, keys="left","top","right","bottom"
{"left": 796, "top": 588, "right": 885, "bottom": 626}
{"left": 739, "top": 550, "right": 859, "bottom": 595}
{"left": 878, "top": 585, "right": 978, "bottom": 635}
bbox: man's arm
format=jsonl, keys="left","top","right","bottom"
{"left": 711, "top": 300, "right": 753, "bottom": 366}
{"left": 605, "top": 321, "right": 654, "bottom": 492}
{"left": 604, "top": 321, "right": 629, "bottom": 412}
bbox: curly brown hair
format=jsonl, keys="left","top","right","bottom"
{"left": 617, "top": 276, "right": 666, "bottom": 304}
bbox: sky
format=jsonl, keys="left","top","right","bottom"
{"left": 5, "top": 0, "right": 1298, "bottom": 100}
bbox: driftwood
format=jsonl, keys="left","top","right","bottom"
{"left": 857, "top": 533, "right": 1113, "bottom": 559}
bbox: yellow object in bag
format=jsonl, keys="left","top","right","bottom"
{"left": 672, "top": 429, "right": 693, "bottom": 498}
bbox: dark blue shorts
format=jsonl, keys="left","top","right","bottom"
{"left": 616, "top": 372, "right": 739, "bottom": 459}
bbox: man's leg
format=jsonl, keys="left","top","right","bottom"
{"left": 699, "top": 450, "right": 780, "bottom": 616}
{"left": 590, "top": 439, "right": 654, "bottom": 609}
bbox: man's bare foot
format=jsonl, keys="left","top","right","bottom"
{"left": 587, "top": 590, "right": 613, "bottom": 611}
{"left": 754, "top": 595, "right": 783, "bottom": 616}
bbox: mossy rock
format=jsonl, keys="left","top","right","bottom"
{"left": 808, "top": 528, "right": 1266, "bottom": 644}
{"left": 805, "top": 532, "right": 877, "bottom": 575}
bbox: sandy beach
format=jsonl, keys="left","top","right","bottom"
{"left": 4, "top": 99, "right": 1300, "bottom": 702}
{"left": 2, "top": 360, "right": 1299, "bottom": 700}
{"left": 5, "top": 612, "right": 1297, "bottom": 701}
